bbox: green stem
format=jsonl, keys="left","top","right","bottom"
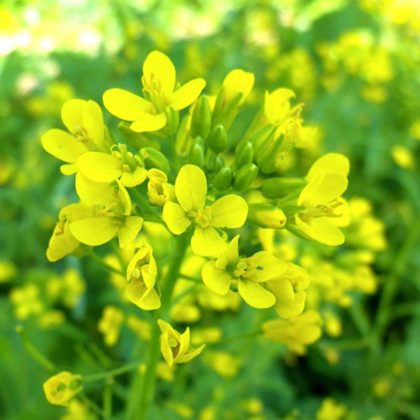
{"left": 126, "top": 233, "right": 190, "bottom": 420}
{"left": 220, "top": 330, "right": 262, "bottom": 344}
{"left": 371, "top": 219, "right": 420, "bottom": 353}
{"left": 103, "top": 378, "right": 114, "bottom": 420}
{"left": 17, "top": 327, "right": 55, "bottom": 371}
{"left": 83, "top": 361, "right": 141, "bottom": 383}
{"left": 89, "top": 252, "right": 125, "bottom": 277}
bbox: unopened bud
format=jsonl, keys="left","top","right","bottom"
{"left": 191, "top": 95, "right": 212, "bottom": 139}
{"left": 175, "top": 116, "right": 192, "bottom": 157}
{"left": 233, "top": 163, "right": 258, "bottom": 191}
{"left": 261, "top": 178, "right": 305, "bottom": 198}
{"left": 207, "top": 124, "right": 228, "bottom": 153}
{"left": 214, "top": 166, "right": 233, "bottom": 191}
{"left": 248, "top": 203, "right": 287, "bottom": 229}
{"left": 165, "top": 107, "right": 179, "bottom": 135}
{"left": 234, "top": 141, "right": 253, "bottom": 168}
{"left": 140, "top": 147, "right": 171, "bottom": 174}
{"left": 189, "top": 137, "right": 205, "bottom": 167}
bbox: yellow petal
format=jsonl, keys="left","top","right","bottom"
{"left": 69, "top": 217, "right": 119, "bottom": 246}
{"left": 171, "top": 78, "right": 206, "bottom": 110}
{"left": 162, "top": 202, "right": 191, "bottom": 234}
{"left": 126, "top": 283, "right": 160, "bottom": 310}
{"left": 238, "top": 280, "right": 276, "bottom": 309}
{"left": 222, "top": 69, "right": 254, "bottom": 104}
{"left": 143, "top": 51, "right": 176, "bottom": 97}
{"left": 215, "top": 234, "right": 240, "bottom": 269}
{"left": 264, "top": 88, "right": 295, "bottom": 123}
{"left": 201, "top": 261, "right": 232, "bottom": 295}
{"left": 120, "top": 167, "right": 148, "bottom": 187}
{"left": 103, "top": 88, "right": 152, "bottom": 121}
{"left": 295, "top": 215, "right": 345, "bottom": 246}
{"left": 175, "top": 164, "right": 207, "bottom": 212}
{"left": 299, "top": 174, "right": 348, "bottom": 206}
{"left": 175, "top": 344, "right": 205, "bottom": 364}
{"left": 82, "top": 100, "right": 104, "bottom": 147}
{"left": 129, "top": 112, "right": 167, "bottom": 133}
{"left": 75, "top": 173, "right": 115, "bottom": 205}
{"left": 191, "top": 227, "right": 226, "bottom": 257}
{"left": 77, "top": 152, "right": 123, "bottom": 183}
{"left": 61, "top": 99, "right": 85, "bottom": 133}
{"left": 307, "top": 153, "right": 350, "bottom": 180}
{"left": 118, "top": 216, "right": 143, "bottom": 248}
{"left": 210, "top": 195, "right": 248, "bottom": 228}
{"left": 41, "top": 129, "right": 88, "bottom": 163}
{"left": 46, "top": 223, "right": 79, "bottom": 262}
{"left": 60, "top": 164, "right": 78, "bottom": 175}
{"left": 247, "top": 251, "right": 286, "bottom": 282}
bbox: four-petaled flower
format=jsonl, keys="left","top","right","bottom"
{"left": 103, "top": 51, "right": 206, "bottom": 133}
{"left": 41, "top": 99, "right": 110, "bottom": 175}
{"left": 158, "top": 319, "right": 205, "bottom": 366}
{"left": 43, "top": 371, "right": 83, "bottom": 406}
{"left": 67, "top": 175, "right": 143, "bottom": 248}
{"left": 162, "top": 165, "right": 248, "bottom": 256}
{"left": 295, "top": 153, "right": 350, "bottom": 246}
{"left": 202, "top": 235, "right": 286, "bottom": 308}
{"left": 126, "top": 243, "right": 161, "bottom": 310}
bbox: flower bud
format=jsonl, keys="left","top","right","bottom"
{"left": 43, "top": 371, "right": 83, "bottom": 406}
{"left": 165, "top": 107, "right": 179, "bottom": 135}
{"left": 140, "top": 147, "right": 171, "bottom": 174}
{"left": 233, "top": 163, "right": 258, "bottom": 191}
{"left": 261, "top": 177, "right": 305, "bottom": 198}
{"left": 212, "top": 69, "right": 254, "bottom": 129}
{"left": 189, "top": 137, "right": 205, "bottom": 167}
{"left": 191, "top": 95, "right": 212, "bottom": 139}
{"left": 214, "top": 166, "right": 233, "bottom": 191}
{"left": 255, "top": 138, "right": 282, "bottom": 174}
{"left": 234, "top": 141, "right": 253, "bottom": 168}
{"left": 207, "top": 124, "right": 228, "bottom": 153}
{"left": 175, "top": 115, "right": 192, "bottom": 157}
{"left": 248, "top": 203, "right": 287, "bottom": 229}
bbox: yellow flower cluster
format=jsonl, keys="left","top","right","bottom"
{"left": 40, "top": 49, "right": 354, "bottom": 394}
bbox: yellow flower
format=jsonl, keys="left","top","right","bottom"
{"left": 98, "top": 306, "right": 124, "bottom": 346}
{"left": 266, "top": 263, "right": 309, "bottom": 319}
{"left": 162, "top": 165, "right": 248, "bottom": 256}
{"left": 295, "top": 153, "right": 350, "bottom": 246}
{"left": 70, "top": 175, "right": 143, "bottom": 247}
{"left": 147, "top": 169, "right": 175, "bottom": 206}
{"left": 391, "top": 145, "right": 414, "bottom": 169}
{"left": 77, "top": 144, "right": 148, "bottom": 187}
{"left": 264, "top": 88, "right": 295, "bottom": 125}
{"left": 202, "top": 235, "right": 286, "bottom": 309}
{"left": 61, "top": 400, "right": 96, "bottom": 420}
{"left": 204, "top": 351, "right": 241, "bottom": 378}
{"left": 212, "top": 69, "right": 255, "bottom": 129}
{"left": 316, "top": 398, "right": 347, "bottom": 420}
{"left": 43, "top": 371, "right": 82, "bottom": 406}
{"left": 103, "top": 50, "right": 206, "bottom": 133}
{"left": 126, "top": 243, "right": 161, "bottom": 310}
{"left": 157, "top": 319, "right": 205, "bottom": 366}
{"left": 10, "top": 284, "right": 44, "bottom": 320}
{"left": 41, "top": 99, "right": 109, "bottom": 175}
{"left": 46, "top": 203, "right": 86, "bottom": 262}
{"left": 262, "top": 310, "right": 322, "bottom": 354}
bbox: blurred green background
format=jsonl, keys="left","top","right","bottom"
{"left": 0, "top": 0, "right": 419, "bottom": 419}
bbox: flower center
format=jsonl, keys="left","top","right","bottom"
{"left": 301, "top": 200, "right": 344, "bottom": 221}
{"left": 190, "top": 207, "right": 212, "bottom": 228}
